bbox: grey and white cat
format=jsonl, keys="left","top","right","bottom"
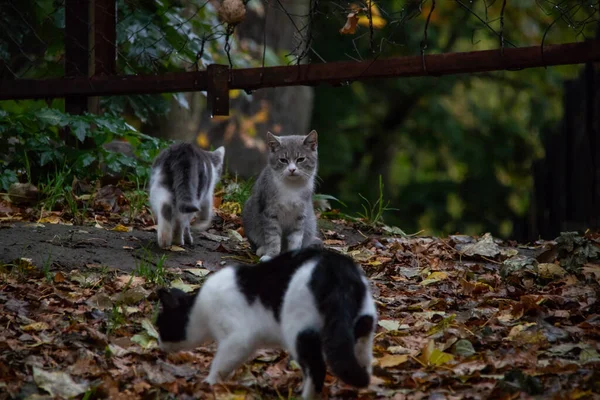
{"left": 149, "top": 142, "right": 225, "bottom": 248}
{"left": 243, "top": 131, "right": 320, "bottom": 262}
{"left": 155, "top": 247, "right": 377, "bottom": 400}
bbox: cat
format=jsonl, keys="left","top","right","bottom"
{"left": 155, "top": 247, "right": 377, "bottom": 400}
{"left": 149, "top": 142, "right": 225, "bottom": 248}
{"left": 242, "top": 131, "right": 320, "bottom": 262}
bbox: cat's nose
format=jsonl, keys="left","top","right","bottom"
{"left": 289, "top": 167, "right": 296, "bottom": 174}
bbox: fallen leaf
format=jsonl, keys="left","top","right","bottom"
{"left": 110, "top": 224, "right": 132, "bottom": 232}
{"left": 538, "top": 263, "right": 567, "bottom": 279}
{"left": 115, "top": 286, "right": 150, "bottom": 304}
{"left": 33, "top": 367, "right": 89, "bottom": 398}
{"left": 54, "top": 271, "right": 66, "bottom": 283}
{"left": 460, "top": 233, "right": 501, "bottom": 258}
{"left": 115, "top": 274, "right": 145, "bottom": 289}
{"left": 167, "top": 245, "right": 186, "bottom": 252}
{"left": 21, "top": 322, "right": 50, "bottom": 332}
{"left": 184, "top": 268, "right": 211, "bottom": 277}
{"left": 377, "top": 354, "right": 408, "bottom": 368}
{"left": 453, "top": 339, "right": 476, "bottom": 357}
{"left": 170, "top": 278, "right": 200, "bottom": 293}
{"left": 339, "top": 12, "right": 359, "bottom": 34}
{"left": 421, "top": 271, "right": 448, "bottom": 286}
{"left": 378, "top": 319, "right": 400, "bottom": 331}
{"left": 141, "top": 318, "right": 160, "bottom": 340}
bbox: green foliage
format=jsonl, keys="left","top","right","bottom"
{"left": 356, "top": 175, "right": 398, "bottom": 226}
{"left": 134, "top": 249, "right": 168, "bottom": 286}
{"left": 221, "top": 176, "right": 255, "bottom": 206}
{"left": 312, "top": 1, "right": 587, "bottom": 238}
{"left": 0, "top": 107, "right": 170, "bottom": 192}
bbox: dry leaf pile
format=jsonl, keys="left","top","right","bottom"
{"left": 1, "top": 183, "right": 600, "bottom": 399}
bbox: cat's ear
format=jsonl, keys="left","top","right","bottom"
{"left": 157, "top": 288, "right": 179, "bottom": 309}
{"left": 212, "top": 146, "right": 225, "bottom": 164}
{"left": 267, "top": 132, "right": 281, "bottom": 152}
{"left": 303, "top": 130, "right": 318, "bottom": 151}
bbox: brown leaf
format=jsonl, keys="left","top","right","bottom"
{"left": 339, "top": 12, "right": 359, "bottom": 34}
{"left": 377, "top": 354, "right": 409, "bottom": 368}
{"left": 54, "top": 271, "right": 66, "bottom": 283}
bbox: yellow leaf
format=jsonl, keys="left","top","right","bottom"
{"left": 420, "top": 271, "right": 448, "bottom": 286}
{"left": 21, "top": 322, "right": 50, "bottom": 332}
{"left": 111, "top": 224, "right": 131, "bottom": 232}
{"left": 220, "top": 201, "right": 242, "bottom": 215}
{"left": 428, "top": 348, "right": 454, "bottom": 366}
{"left": 168, "top": 245, "right": 186, "bottom": 252}
{"left": 251, "top": 106, "right": 269, "bottom": 124}
{"left": 357, "top": 14, "right": 386, "bottom": 29}
{"left": 378, "top": 354, "right": 408, "bottom": 368}
{"left": 38, "top": 215, "right": 63, "bottom": 224}
{"left": 229, "top": 89, "right": 241, "bottom": 99}
{"left": 538, "top": 263, "right": 567, "bottom": 279}
{"left": 197, "top": 132, "right": 209, "bottom": 149}
{"left": 339, "top": 12, "right": 359, "bottom": 34}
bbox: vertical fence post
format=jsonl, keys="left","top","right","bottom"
{"left": 207, "top": 64, "right": 230, "bottom": 117}
{"left": 64, "top": 0, "right": 90, "bottom": 116}
{"left": 64, "top": 0, "right": 90, "bottom": 146}
{"left": 89, "top": 0, "right": 117, "bottom": 115}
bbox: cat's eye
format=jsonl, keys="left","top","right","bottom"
{"left": 279, "top": 158, "right": 288, "bottom": 164}
{"left": 296, "top": 157, "right": 306, "bottom": 163}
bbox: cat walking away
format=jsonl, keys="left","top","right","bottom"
{"left": 149, "top": 143, "right": 224, "bottom": 248}
{"left": 155, "top": 247, "right": 377, "bottom": 400}
{"left": 243, "top": 131, "right": 320, "bottom": 262}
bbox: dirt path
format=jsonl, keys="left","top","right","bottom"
{"left": 0, "top": 222, "right": 236, "bottom": 273}
{"left": 0, "top": 219, "right": 369, "bottom": 273}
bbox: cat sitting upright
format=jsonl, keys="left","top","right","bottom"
{"left": 243, "top": 131, "right": 320, "bottom": 262}
{"left": 155, "top": 247, "right": 377, "bottom": 400}
{"left": 149, "top": 142, "right": 224, "bottom": 248}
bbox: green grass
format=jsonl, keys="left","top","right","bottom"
{"left": 221, "top": 175, "right": 254, "bottom": 205}
{"left": 38, "top": 166, "right": 70, "bottom": 212}
{"left": 356, "top": 175, "right": 398, "bottom": 226}
{"left": 42, "top": 250, "right": 53, "bottom": 283}
{"left": 134, "top": 248, "right": 168, "bottom": 285}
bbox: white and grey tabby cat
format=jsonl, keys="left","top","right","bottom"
{"left": 149, "top": 142, "right": 225, "bottom": 248}
{"left": 155, "top": 247, "right": 377, "bottom": 400}
{"left": 243, "top": 131, "right": 320, "bottom": 262}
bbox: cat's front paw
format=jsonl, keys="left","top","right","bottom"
{"left": 259, "top": 255, "right": 273, "bottom": 262}
{"left": 203, "top": 375, "right": 217, "bottom": 385}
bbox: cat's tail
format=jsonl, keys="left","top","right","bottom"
{"left": 321, "top": 296, "right": 370, "bottom": 388}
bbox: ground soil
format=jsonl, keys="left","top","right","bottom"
{"left": 0, "top": 220, "right": 369, "bottom": 273}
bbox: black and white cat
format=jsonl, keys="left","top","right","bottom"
{"left": 149, "top": 142, "right": 224, "bottom": 248}
{"left": 155, "top": 247, "right": 377, "bottom": 399}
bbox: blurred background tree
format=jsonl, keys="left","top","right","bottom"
{"left": 1, "top": 0, "right": 598, "bottom": 240}
{"left": 309, "top": 1, "right": 597, "bottom": 239}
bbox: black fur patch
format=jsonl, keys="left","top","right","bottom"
{"left": 354, "top": 315, "right": 374, "bottom": 340}
{"left": 161, "top": 203, "right": 173, "bottom": 222}
{"left": 234, "top": 247, "right": 323, "bottom": 321}
{"left": 296, "top": 329, "right": 326, "bottom": 394}
{"left": 308, "top": 251, "right": 367, "bottom": 322}
{"left": 308, "top": 250, "right": 371, "bottom": 388}
{"left": 155, "top": 287, "right": 198, "bottom": 342}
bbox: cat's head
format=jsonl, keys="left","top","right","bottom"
{"left": 155, "top": 287, "right": 197, "bottom": 352}
{"left": 266, "top": 130, "right": 318, "bottom": 183}
{"left": 210, "top": 146, "right": 226, "bottom": 179}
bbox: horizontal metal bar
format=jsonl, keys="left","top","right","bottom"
{"left": 1, "top": 40, "right": 599, "bottom": 101}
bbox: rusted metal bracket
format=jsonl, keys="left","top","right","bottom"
{"left": 207, "top": 64, "right": 230, "bottom": 116}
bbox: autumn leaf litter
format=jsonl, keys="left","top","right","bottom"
{"left": 1, "top": 186, "right": 600, "bottom": 399}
